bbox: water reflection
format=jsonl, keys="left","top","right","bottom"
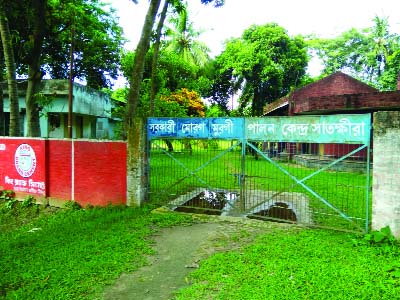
{"left": 175, "top": 190, "right": 237, "bottom": 215}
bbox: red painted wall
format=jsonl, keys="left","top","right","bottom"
{"left": 0, "top": 138, "right": 46, "bottom": 198}
{"left": 47, "top": 140, "right": 72, "bottom": 201}
{"left": 0, "top": 138, "right": 127, "bottom": 206}
{"left": 73, "top": 141, "right": 126, "bottom": 207}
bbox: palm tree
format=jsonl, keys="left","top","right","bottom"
{"left": 370, "top": 16, "right": 391, "bottom": 78}
{"left": 164, "top": 2, "right": 210, "bottom": 67}
{"left": 0, "top": 9, "right": 20, "bottom": 136}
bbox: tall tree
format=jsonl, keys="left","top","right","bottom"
{"left": 125, "top": 0, "right": 224, "bottom": 132}
{"left": 42, "top": 0, "right": 124, "bottom": 89}
{"left": 2, "top": 0, "right": 124, "bottom": 136}
{"left": 164, "top": 3, "right": 210, "bottom": 68}
{"left": 0, "top": 8, "right": 20, "bottom": 136}
{"left": 310, "top": 16, "right": 400, "bottom": 89}
{"left": 25, "top": 0, "right": 47, "bottom": 137}
{"left": 0, "top": 48, "right": 4, "bottom": 136}
{"left": 150, "top": 0, "right": 171, "bottom": 116}
{"left": 215, "top": 23, "right": 308, "bottom": 116}
{"left": 125, "top": 0, "right": 162, "bottom": 131}
{"left": 207, "top": 66, "right": 243, "bottom": 114}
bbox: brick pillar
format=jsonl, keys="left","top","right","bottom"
{"left": 126, "top": 118, "right": 147, "bottom": 206}
{"left": 372, "top": 111, "right": 400, "bottom": 236}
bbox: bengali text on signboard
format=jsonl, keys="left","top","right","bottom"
{"left": 147, "top": 114, "right": 370, "bottom": 144}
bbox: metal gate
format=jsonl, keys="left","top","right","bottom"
{"left": 147, "top": 114, "right": 371, "bottom": 233}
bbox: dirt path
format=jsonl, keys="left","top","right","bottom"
{"left": 102, "top": 215, "right": 293, "bottom": 300}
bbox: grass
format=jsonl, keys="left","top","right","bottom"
{"left": 149, "top": 140, "right": 371, "bottom": 232}
{"left": 1, "top": 194, "right": 399, "bottom": 300}
{"left": 0, "top": 199, "right": 192, "bottom": 300}
{"left": 174, "top": 227, "right": 400, "bottom": 300}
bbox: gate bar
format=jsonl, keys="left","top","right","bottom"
{"left": 246, "top": 142, "right": 368, "bottom": 222}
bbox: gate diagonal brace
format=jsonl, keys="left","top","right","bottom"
{"left": 246, "top": 142, "right": 368, "bottom": 223}
{"left": 153, "top": 141, "right": 242, "bottom": 193}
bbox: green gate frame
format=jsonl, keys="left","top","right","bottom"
{"left": 147, "top": 114, "right": 372, "bottom": 232}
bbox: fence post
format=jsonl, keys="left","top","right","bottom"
{"left": 372, "top": 111, "right": 400, "bottom": 237}
{"left": 126, "top": 118, "right": 147, "bottom": 206}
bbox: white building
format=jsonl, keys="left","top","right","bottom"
{"left": 2, "top": 80, "right": 117, "bottom": 139}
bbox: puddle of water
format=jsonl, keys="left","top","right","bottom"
{"left": 172, "top": 190, "right": 302, "bottom": 224}
{"left": 248, "top": 202, "right": 297, "bottom": 223}
{"left": 174, "top": 190, "right": 238, "bottom": 216}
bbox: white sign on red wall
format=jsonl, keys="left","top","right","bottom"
{"left": 0, "top": 139, "right": 46, "bottom": 196}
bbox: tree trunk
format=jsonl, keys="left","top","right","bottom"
{"left": 165, "top": 140, "right": 174, "bottom": 152}
{"left": 0, "top": 76, "right": 4, "bottom": 136}
{"left": 125, "top": 0, "right": 161, "bottom": 132}
{"left": 0, "top": 50, "right": 4, "bottom": 136}
{"left": 150, "top": 0, "right": 169, "bottom": 116}
{"left": 25, "top": 0, "right": 46, "bottom": 137}
{"left": 0, "top": 10, "right": 20, "bottom": 136}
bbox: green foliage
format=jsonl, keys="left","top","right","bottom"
{"left": 205, "top": 104, "right": 228, "bottom": 117}
{"left": 164, "top": 3, "right": 211, "bottom": 68}
{"left": 352, "top": 226, "right": 399, "bottom": 256}
{"left": 213, "top": 23, "right": 309, "bottom": 116}
{"left": 0, "top": 190, "right": 17, "bottom": 210}
{"left": 0, "top": 204, "right": 192, "bottom": 299}
{"left": 63, "top": 200, "right": 82, "bottom": 210}
{"left": 4, "top": 198, "right": 17, "bottom": 210}
{"left": 175, "top": 229, "right": 400, "bottom": 300}
{"left": 0, "top": 195, "right": 48, "bottom": 232}
{"left": 120, "top": 47, "right": 211, "bottom": 119}
{"left": 21, "top": 195, "right": 36, "bottom": 208}
{"left": 0, "top": 190, "right": 15, "bottom": 202}
{"left": 365, "top": 226, "right": 396, "bottom": 245}
{"left": 33, "top": 93, "right": 55, "bottom": 118}
{"left": 309, "top": 16, "right": 400, "bottom": 90}
{"left": 6, "top": 0, "right": 124, "bottom": 89}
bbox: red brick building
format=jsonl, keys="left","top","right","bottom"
{"left": 263, "top": 71, "right": 400, "bottom": 116}
{"left": 263, "top": 72, "right": 400, "bottom": 159}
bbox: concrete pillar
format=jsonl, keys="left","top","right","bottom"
{"left": 372, "top": 111, "right": 400, "bottom": 236}
{"left": 126, "top": 118, "right": 147, "bottom": 206}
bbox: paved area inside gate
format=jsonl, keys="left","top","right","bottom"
{"left": 102, "top": 214, "right": 297, "bottom": 300}
{"left": 168, "top": 188, "right": 313, "bottom": 224}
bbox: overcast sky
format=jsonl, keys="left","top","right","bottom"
{"left": 111, "top": 0, "right": 400, "bottom": 80}
{"left": 113, "top": 0, "right": 400, "bottom": 51}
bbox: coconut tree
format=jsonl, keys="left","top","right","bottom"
{"left": 164, "top": 2, "right": 210, "bottom": 68}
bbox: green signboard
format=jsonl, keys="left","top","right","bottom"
{"left": 245, "top": 114, "right": 371, "bottom": 144}
{"left": 148, "top": 114, "right": 371, "bottom": 144}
